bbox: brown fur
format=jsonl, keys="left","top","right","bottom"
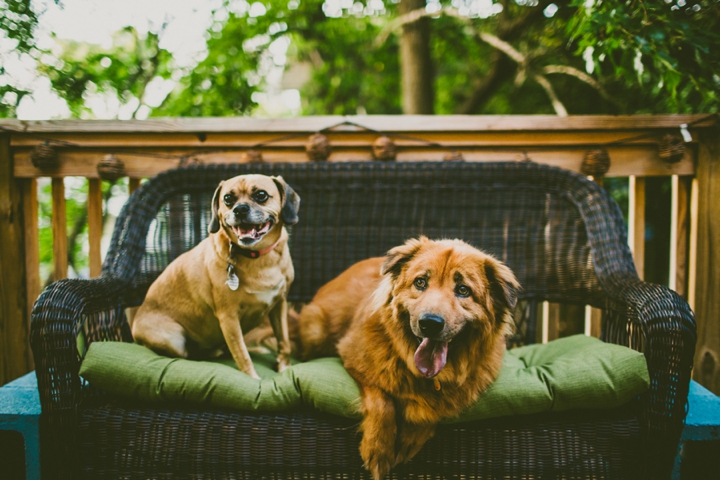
{"left": 296, "top": 237, "right": 519, "bottom": 479}
{"left": 131, "top": 174, "right": 300, "bottom": 379}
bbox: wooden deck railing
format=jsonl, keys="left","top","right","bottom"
{"left": 1, "top": 114, "right": 718, "bottom": 391}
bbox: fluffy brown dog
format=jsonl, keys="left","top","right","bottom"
{"left": 296, "top": 237, "right": 519, "bottom": 479}
{"left": 131, "top": 174, "right": 300, "bottom": 379}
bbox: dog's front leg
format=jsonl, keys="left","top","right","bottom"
{"left": 359, "top": 385, "right": 397, "bottom": 480}
{"left": 268, "top": 298, "right": 291, "bottom": 372}
{"left": 218, "top": 314, "right": 261, "bottom": 379}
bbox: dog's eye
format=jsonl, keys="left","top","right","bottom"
{"left": 223, "top": 194, "right": 235, "bottom": 207}
{"left": 414, "top": 277, "right": 427, "bottom": 290}
{"left": 253, "top": 190, "right": 269, "bottom": 203}
{"left": 455, "top": 285, "right": 471, "bottom": 297}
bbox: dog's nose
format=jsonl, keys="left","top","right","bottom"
{"left": 419, "top": 314, "right": 445, "bottom": 337}
{"left": 233, "top": 204, "right": 250, "bottom": 216}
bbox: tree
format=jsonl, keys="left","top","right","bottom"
{"left": 399, "top": 0, "right": 434, "bottom": 113}
{"left": 3, "top": 0, "right": 719, "bottom": 119}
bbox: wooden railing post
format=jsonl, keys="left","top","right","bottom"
{"left": 129, "top": 178, "right": 141, "bottom": 194}
{"left": 22, "top": 178, "right": 40, "bottom": 347}
{"left": 670, "top": 175, "right": 691, "bottom": 297}
{"left": 51, "top": 178, "right": 68, "bottom": 280}
{"left": 88, "top": 179, "right": 103, "bottom": 277}
{"left": 0, "top": 134, "right": 33, "bottom": 385}
{"left": 694, "top": 128, "right": 720, "bottom": 394}
{"left": 628, "top": 175, "right": 646, "bottom": 280}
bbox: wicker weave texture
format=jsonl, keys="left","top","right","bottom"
{"left": 77, "top": 403, "right": 642, "bottom": 480}
{"left": 31, "top": 161, "right": 696, "bottom": 480}
{"left": 106, "top": 162, "right": 626, "bottom": 307}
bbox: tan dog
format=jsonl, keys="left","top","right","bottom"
{"left": 131, "top": 174, "right": 300, "bottom": 379}
{"left": 295, "top": 237, "right": 519, "bottom": 479}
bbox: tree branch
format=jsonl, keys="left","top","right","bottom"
{"left": 531, "top": 73, "right": 568, "bottom": 116}
{"left": 477, "top": 31, "right": 525, "bottom": 64}
{"left": 543, "top": 65, "right": 622, "bottom": 108}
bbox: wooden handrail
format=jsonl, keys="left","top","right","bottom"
{"left": 3, "top": 114, "right": 714, "bottom": 179}
{"left": 1, "top": 114, "right": 715, "bottom": 132}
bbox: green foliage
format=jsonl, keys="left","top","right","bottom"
{"left": 0, "top": 0, "right": 39, "bottom": 116}
{"left": 153, "top": 14, "right": 260, "bottom": 116}
{"left": 39, "top": 27, "right": 174, "bottom": 117}
{"left": 155, "top": 0, "right": 403, "bottom": 116}
{"left": 4, "top": 0, "right": 720, "bottom": 118}
{"left": 430, "top": 14, "right": 489, "bottom": 114}
{"left": 568, "top": 0, "right": 720, "bottom": 113}
{"left": 295, "top": 10, "right": 402, "bottom": 115}
{"left": 0, "top": 0, "right": 37, "bottom": 53}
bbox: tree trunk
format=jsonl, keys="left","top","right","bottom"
{"left": 399, "top": 0, "right": 434, "bottom": 114}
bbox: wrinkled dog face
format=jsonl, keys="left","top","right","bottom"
{"left": 381, "top": 237, "right": 519, "bottom": 378}
{"left": 209, "top": 174, "right": 297, "bottom": 247}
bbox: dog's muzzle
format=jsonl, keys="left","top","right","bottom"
{"left": 418, "top": 314, "right": 444, "bottom": 337}
{"left": 227, "top": 204, "right": 274, "bottom": 243}
{"left": 414, "top": 314, "right": 449, "bottom": 378}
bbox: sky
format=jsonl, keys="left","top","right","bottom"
{"left": 4, "top": 0, "right": 301, "bottom": 119}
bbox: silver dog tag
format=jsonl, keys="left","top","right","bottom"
{"left": 226, "top": 264, "right": 239, "bottom": 291}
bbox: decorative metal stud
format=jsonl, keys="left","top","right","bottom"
{"left": 97, "top": 154, "right": 126, "bottom": 181}
{"left": 581, "top": 149, "right": 611, "bottom": 182}
{"left": 305, "top": 133, "right": 331, "bottom": 161}
{"left": 242, "top": 149, "right": 264, "bottom": 163}
{"left": 30, "top": 143, "right": 59, "bottom": 169}
{"left": 372, "top": 136, "right": 397, "bottom": 161}
{"left": 443, "top": 150, "right": 464, "bottom": 162}
{"left": 658, "top": 133, "right": 686, "bottom": 164}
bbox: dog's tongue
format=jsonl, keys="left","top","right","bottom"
{"left": 238, "top": 226, "right": 258, "bottom": 239}
{"left": 236, "top": 221, "right": 271, "bottom": 240}
{"left": 414, "top": 338, "right": 448, "bottom": 378}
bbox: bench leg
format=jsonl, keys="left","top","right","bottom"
{"left": 0, "top": 419, "right": 41, "bottom": 480}
{"left": 20, "top": 420, "right": 41, "bottom": 480}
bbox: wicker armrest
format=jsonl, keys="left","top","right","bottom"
{"left": 601, "top": 272, "right": 696, "bottom": 478}
{"left": 30, "top": 276, "right": 132, "bottom": 478}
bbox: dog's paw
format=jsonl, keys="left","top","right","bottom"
{"left": 360, "top": 440, "right": 394, "bottom": 480}
{"left": 394, "top": 422, "right": 436, "bottom": 466}
{"left": 276, "top": 356, "right": 291, "bottom": 373}
{"left": 394, "top": 441, "right": 423, "bottom": 466}
{"left": 394, "top": 434, "right": 426, "bottom": 466}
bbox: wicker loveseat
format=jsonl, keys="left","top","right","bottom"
{"left": 31, "top": 161, "right": 696, "bottom": 479}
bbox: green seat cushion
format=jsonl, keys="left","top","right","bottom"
{"left": 79, "top": 334, "right": 649, "bottom": 422}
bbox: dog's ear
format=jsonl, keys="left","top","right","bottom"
{"left": 272, "top": 176, "right": 301, "bottom": 226}
{"left": 208, "top": 181, "right": 224, "bottom": 234}
{"left": 381, "top": 236, "right": 427, "bottom": 278}
{"left": 483, "top": 258, "right": 520, "bottom": 323}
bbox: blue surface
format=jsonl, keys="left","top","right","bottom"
{"left": 683, "top": 380, "right": 720, "bottom": 440}
{"left": 673, "top": 380, "right": 720, "bottom": 479}
{"left": 0, "top": 372, "right": 41, "bottom": 480}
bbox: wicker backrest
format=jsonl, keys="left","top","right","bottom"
{"left": 104, "top": 161, "right": 637, "bottom": 309}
